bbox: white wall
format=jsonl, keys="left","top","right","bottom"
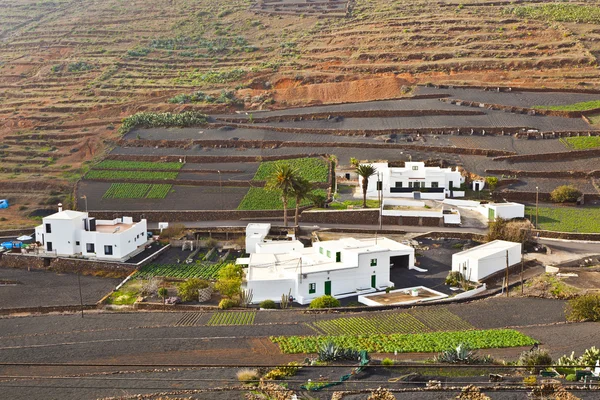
{"left": 37, "top": 215, "right": 85, "bottom": 255}
{"left": 256, "top": 240, "right": 304, "bottom": 254}
{"left": 248, "top": 278, "right": 297, "bottom": 304}
{"left": 452, "top": 243, "right": 521, "bottom": 282}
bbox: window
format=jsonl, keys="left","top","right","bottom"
{"left": 370, "top": 258, "right": 377, "bottom": 267}
{"left": 86, "top": 243, "right": 95, "bottom": 253}
{"left": 395, "top": 182, "right": 403, "bottom": 188}
{"left": 47, "top": 242, "right": 53, "bottom": 252}
{"left": 319, "top": 247, "right": 323, "bottom": 254}
{"left": 75, "top": 241, "right": 80, "bottom": 246}
{"left": 326, "top": 250, "right": 331, "bottom": 258}
{"left": 45, "top": 223, "right": 52, "bottom": 233}
{"left": 414, "top": 182, "right": 420, "bottom": 189}
{"left": 409, "top": 182, "right": 413, "bottom": 188}
{"left": 431, "top": 182, "right": 439, "bottom": 188}
{"left": 336, "top": 252, "right": 341, "bottom": 262}
{"left": 412, "top": 166, "right": 418, "bottom": 170}
{"left": 309, "top": 283, "right": 316, "bottom": 294}
{"left": 104, "top": 245, "right": 113, "bottom": 256}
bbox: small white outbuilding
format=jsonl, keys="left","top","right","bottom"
{"left": 452, "top": 240, "right": 522, "bottom": 282}
{"left": 482, "top": 203, "right": 525, "bottom": 221}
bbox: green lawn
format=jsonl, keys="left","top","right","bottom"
{"left": 525, "top": 206, "right": 600, "bottom": 233}
{"left": 534, "top": 100, "right": 600, "bottom": 112}
{"left": 237, "top": 187, "right": 326, "bottom": 210}
{"left": 507, "top": 4, "right": 600, "bottom": 24}
{"left": 560, "top": 137, "right": 600, "bottom": 150}
{"left": 252, "top": 157, "right": 329, "bottom": 182}
{"left": 327, "top": 199, "right": 380, "bottom": 210}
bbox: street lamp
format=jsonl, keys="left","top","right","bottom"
{"left": 80, "top": 195, "right": 88, "bottom": 213}
{"left": 535, "top": 186, "right": 539, "bottom": 230}
{"left": 217, "top": 170, "right": 223, "bottom": 210}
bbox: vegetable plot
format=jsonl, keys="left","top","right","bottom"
{"left": 102, "top": 183, "right": 172, "bottom": 199}
{"left": 271, "top": 329, "right": 537, "bottom": 354}
{"left": 311, "top": 313, "right": 429, "bottom": 335}
{"left": 253, "top": 157, "right": 329, "bottom": 182}
{"left": 206, "top": 311, "right": 256, "bottom": 326}
{"left": 134, "top": 262, "right": 227, "bottom": 280}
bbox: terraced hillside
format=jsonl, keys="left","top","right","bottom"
{"left": 2, "top": 0, "right": 600, "bottom": 227}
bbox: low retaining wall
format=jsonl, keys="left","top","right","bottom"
{"left": 90, "top": 210, "right": 287, "bottom": 223}
{"left": 300, "top": 209, "right": 380, "bottom": 225}
{"left": 534, "top": 230, "right": 600, "bottom": 241}
{"left": 118, "top": 138, "right": 514, "bottom": 157}
{"left": 413, "top": 231, "right": 486, "bottom": 241}
{"left": 440, "top": 97, "right": 585, "bottom": 119}
{"left": 0, "top": 228, "right": 35, "bottom": 237}
{"left": 493, "top": 148, "right": 600, "bottom": 163}
{"left": 0, "top": 253, "right": 136, "bottom": 278}
{"left": 487, "top": 169, "right": 600, "bottom": 179}
{"left": 105, "top": 153, "right": 328, "bottom": 163}
{"left": 0, "top": 304, "right": 97, "bottom": 315}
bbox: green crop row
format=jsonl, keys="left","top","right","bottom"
{"left": 237, "top": 187, "right": 326, "bottom": 210}
{"left": 524, "top": 206, "right": 600, "bottom": 233}
{"left": 505, "top": 4, "right": 600, "bottom": 24}
{"left": 271, "top": 329, "right": 537, "bottom": 354}
{"left": 535, "top": 100, "right": 600, "bottom": 112}
{"left": 560, "top": 137, "right": 600, "bottom": 150}
{"left": 408, "top": 308, "right": 475, "bottom": 332}
{"left": 206, "top": 311, "right": 256, "bottom": 326}
{"left": 134, "top": 262, "right": 227, "bottom": 280}
{"left": 118, "top": 111, "right": 208, "bottom": 135}
{"left": 253, "top": 158, "right": 329, "bottom": 182}
{"left": 102, "top": 183, "right": 173, "bottom": 199}
{"left": 86, "top": 170, "right": 178, "bottom": 180}
{"left": 96, "top": 160, "right": 183, "bottom": 170}
{"left": 312, "top": 313, "right": 429, "bottom": 336}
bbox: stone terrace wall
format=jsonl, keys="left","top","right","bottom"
{"left": 105, "top": 153, "right": 328, "bottom": 163}
{"left": 0, "top": 253, "right": 47, "bottom": 270}
{"left": 90, "top": 210, "right": 287, "bottom": 223}
{"left": 493, "top": 148, "right": 600, "bottom": 163}
{"left": 533, "top": 230, "right": 600, "bottom": 241}
{"left": 486, "top": 169, "right": 600, "bottom": 179}
{"left": 300, "top": 209, "right": 380, "bottom": 225}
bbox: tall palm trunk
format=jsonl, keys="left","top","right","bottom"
{"left": 295, "top": 194, "right": 301, "bottom": 226}
{"left": 362, "top": 177, "right": 368, "bottom": 208}
{"left": 282, "top": 195, "right": 288, "bottom": 227}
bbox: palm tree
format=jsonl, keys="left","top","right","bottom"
{"left": 291, "top": 177, "right": 312, "bottom": 226}
{"left": 356, "top": 164, "right": 377, "bottom": 208}
{"left": 265, "top": 163, "right": 298, "bottom": 227}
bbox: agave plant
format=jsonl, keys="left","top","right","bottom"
{"left": 317, "top": 341, "right": 361, "bottom": 362}
{"left": 557, "top": 351, "right": 579, "bottom": 366}
{"left": 434, "top": 343, "right": 481, "bottom": 364}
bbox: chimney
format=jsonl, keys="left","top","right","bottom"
{"left": 58, "top": 203, "right": 63, "bottom": 212}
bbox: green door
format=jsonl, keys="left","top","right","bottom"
{"left": 488, "top": 207, "right": 495, "bottom": 221}
{"left": 324, "top": 281, "right": 331, "bottom": 296}
{"left": 371, "top": 275, "right": 376, "bottom": 288}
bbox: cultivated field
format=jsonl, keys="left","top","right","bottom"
{"left": 2, "top": 0, "right": 600, "bottom": 227}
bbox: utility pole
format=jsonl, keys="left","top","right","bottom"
{"left": 535, "top": 186, "right": 539, "bottom": 229}
{"left": 521, "top": 257, "right": 524, "bottom": 296}
{"left": 78, "top": 272, "right": 84, "bottom": 318}
{"left": 378, "top": 173, "right": 383, "bottom": 231}
{"left": 505, "top": 250, "right": 509, "bottom": 297}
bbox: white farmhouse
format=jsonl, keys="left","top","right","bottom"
{"left": 452, "top": 240, "right": 522, "bottom": 282}
{"left": 34, "top": 208, "right": 148, "bottom": 261}
{"left": 241, "top": 237, "right": 415, "bottom": 305}
{"left": 360, "top": 162, "right": 464, "bottom": 200}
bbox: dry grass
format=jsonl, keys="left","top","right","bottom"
{"left": 236, "top": 368, "right": 259, "bottom": 383}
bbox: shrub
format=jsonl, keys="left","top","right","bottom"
{"left": 485, "top": 176, "right": 498, "bottom": 191}
{"left": 566, "top": 293, "right": 600, "bottom": 322}
{"left": 445, "top": 271, "right": 464, "bottom": 287}
{"left": 581, "top": 346, "right": 600, "bottom": 367}
{"left": 260, "top": 299, "right": 277, "bottom": 309}
{"left": 486, "top": 218, "right": 532, "bottom": 244}
{"left": 550, "top": 185, "right": 582, "bottom": 203}
{"left": 566, "top": 374, "right": 578, "bottom": 382}
{"left": 236, "top": 368, "right": 259, "bottom": 383}
{"left": 381, "top": 357, "right": 395, "bottom": 366}
{"left": 309, "top": 295, "right": 341, "bottom": 309}
{"left": 523, "top": 375, "right": 537, "bottom": 386}
{"left": 177, "top": 278, "right": 210, "bottom": 302}
{"left": 518, "top": 349, "right": 552, "bottom": 373}
{"left": 215, "top": 263, "right": 243, "bottom": 299}
{"left": 159, "top": 223, "right": 186, "bottom": 239}
{"left": 263, "top": 362, "right": 301, "bottom": 380}
{"left": 140, "top": 277, "right": 160, "bottom": 296}
{"left": 218, "top": 298, "right": 238, "bottom": 309}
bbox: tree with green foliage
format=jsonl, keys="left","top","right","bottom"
{"left": 566, "top": 293, "right": 600, "bottom": 322}
{"left": 485, "top": 176, "right": 498, "bottom": 191}
{"left": 215, "top": 263, "right": 243, "bottom": 299}
{"left": 356, "top": 164, "right": 377, "bottom": 208}
{"left": 309, "top": 295, "right": 341, "bottom": 309}
{"left": 291, "top": 177, "right": 313, "bottom": 226}
{"left": 177, "top": 278, "right": 210, "bottom": 302}
{"left": 550, "top": 185, "right": 582, "bottom": 203}
{"left": 265, "top": 163, "right": 299, "bottom": 227}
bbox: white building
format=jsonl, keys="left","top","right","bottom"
{"left": 34, "top": 208, "right": 148, "bottom": 261}
{"left": 360, "top": 162, "right": 464, "bottom": 200}
{"left": 240, "top": 237, "right": 415, "bottom": 305}
{"left": 245, "top": 223, "right": 271, "bottom": 253}
{"left": 452, "top": 240, "right": 522, "bottom": 282}
{"left": 481, "top": 202, "right": 525, "bottom": 221}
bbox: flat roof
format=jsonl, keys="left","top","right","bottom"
{"left": 45, "top": 210, "right": 86, "bottom": 220}
{"left": 454, "top": 240, "right": 520, "bottom": 258}
{"left": 319, "top": 237, "right": 413, "bottom": 253}
{"left": 95, "top": 223, "right": 135, "bottom": 234}
{"left": 489, "top": 202, "right": 523, "bottom": 208}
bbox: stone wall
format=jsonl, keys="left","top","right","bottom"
{"left": 0, "top": 253, "right": 47, "bottom": 270}
{"left": 90, "top": 209, "right": 288, "bottom": 223}
{"left": 300, "top": 209, "right": 380, "bottom": 225}
{"left": 105, "top": 153, "right": 327, "bottom": 163}
{"left": 493, "top": 148, "right": 600, "bottom": 163}
{"left": 487, "top": 169, "right": 600, "bottom": 179}
{"left": 533, "top": 230, "right": 600, "bottom": 241}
